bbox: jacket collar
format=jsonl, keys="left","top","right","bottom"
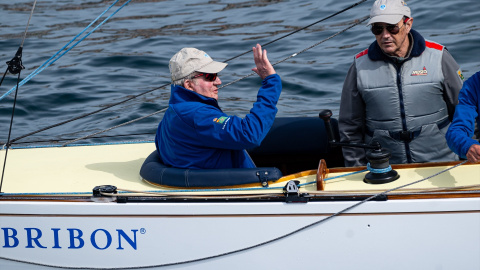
{"left": 169, "top": 84, "right": 220, "bottom": 109}
{"left": 368, "top": 29, "right": 426, "bottom": 61}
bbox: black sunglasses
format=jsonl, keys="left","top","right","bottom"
{"left": 192, "top": 73, "right": 218, "bottom": 82}
{"left": 371, "top": 18, "right": 409, "bottom": 35}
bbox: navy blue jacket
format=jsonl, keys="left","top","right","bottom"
{"left": 155, "top": 74, "right": 282, "bottom": 169}
{"left": 446, "top": 71, "right": 480, "bottom": 158}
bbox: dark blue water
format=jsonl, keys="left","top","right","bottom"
{"left": 1, "top": 0, "right": 479, "bottom": 146}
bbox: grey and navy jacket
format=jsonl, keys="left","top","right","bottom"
{"left": 339, "top": 29, "right": 464, "bottom": 167}
{"left": 155, "top": 74, "right": 282, "bottom": 169}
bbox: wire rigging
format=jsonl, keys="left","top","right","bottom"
{"left": 3, "top": 0, "right": 371, "bottom": 146}
{"left": 223, "top": 0, "right": 369, "bottom": 62}
{"left": 1, "top": 0, "right": 38, "bottom": 194}
{"left": 56, "top": 16, "right": 369, "bottom": 147}
{"left": 220, "top": 16, "right": 368, "bottom": 89}
{"left": 0, "top": 73, "right": 22, "bottom": 194}
{"left": 0, "top": 0, "right": 127, "bottom": 101}
{"left": 60, "top": 108, "right": 167, "bottom": 146}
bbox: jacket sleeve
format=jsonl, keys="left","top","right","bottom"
{"left": 445, "top": 72, "right": 480, "bottom": 158}
{"left": 192, "top": 74, "right": 282, "bottom": 150}
{"left": 441, "top": 49, "right": 464, "bottom": 121}
{"left": 339, "top": 63, "right": 367, "bottom": 167}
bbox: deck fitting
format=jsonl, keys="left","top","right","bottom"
{"left": 92, "top": 185, "right": 118, "bottom": 197}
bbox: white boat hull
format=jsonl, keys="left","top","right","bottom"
{"left": 2, "top": 198, "right": 480, "bottom": 269}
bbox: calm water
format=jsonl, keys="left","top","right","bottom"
{"left": 1, "top": 0, "right": 479, "bottom": 146}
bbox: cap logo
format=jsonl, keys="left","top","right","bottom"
{"left": 204, "top": 53, "right": 210, "bottom": 58}
{"left": 380, "top": 4, "right": 386, "bottom": 10}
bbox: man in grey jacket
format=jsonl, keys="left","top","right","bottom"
{"left": 339, "top": 0, "right": 464, "bottom": 167}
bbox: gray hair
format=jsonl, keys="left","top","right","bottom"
{"left": 172, "top": 72, "right": 200, "bottom": 87}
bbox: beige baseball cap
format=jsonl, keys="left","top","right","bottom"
{"left": 368, "top": 0, "right": 411, "bottom": 25}
{"left": 169, "top": 48, "right": 227, "bottom": 81}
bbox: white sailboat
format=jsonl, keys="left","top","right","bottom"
{"left": 1, "top": 1, "right": 479, "bottom": 269}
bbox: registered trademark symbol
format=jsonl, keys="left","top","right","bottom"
{"left": 140, "top": 228, "right": 146, "bottom": 234}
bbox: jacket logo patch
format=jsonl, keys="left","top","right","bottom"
{"left": 213, "top": 116, "right": 228, "bottom": 124}
{"left": 411, "top": 66, "right": 428, "bottom": 76}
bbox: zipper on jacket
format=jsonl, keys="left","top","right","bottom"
{"left": 395, "top": 63, "right": 413, "bottom": 163}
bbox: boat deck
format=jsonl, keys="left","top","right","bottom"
{"left": 1, "top": 142, "right": 479, "bottom": 196}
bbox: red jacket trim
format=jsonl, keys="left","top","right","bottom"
{"left": 425, "top": 41, "right": 444, "bottom": 51}
{"left": 355, "top": 49, "right": 369, "bottom": 59}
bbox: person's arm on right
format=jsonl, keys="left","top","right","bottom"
{"left": 446, "top": 73, "right": 480, "bottom": 162}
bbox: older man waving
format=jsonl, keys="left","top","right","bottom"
{"left": 155, "top": 44, "right": 282, "bottom": 169}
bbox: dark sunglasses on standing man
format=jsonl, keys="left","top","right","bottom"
{"left": 192, "top": 73, "right": 218, "bottom": 82}
{"left": 371, "top": 18, "right": 410, "bottom": 36}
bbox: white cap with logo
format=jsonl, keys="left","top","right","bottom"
{"left": 368, "top": 0, "right": 411, "bottom": 25}
{"left": 169, "top": 48, "right": 227, "bottom": 82}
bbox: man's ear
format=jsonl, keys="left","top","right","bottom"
{"left": 406, "top": 18, "right": 413, "bottom": 32}
{"left": 184, "top": 79, "right": 194, "bottom": 90}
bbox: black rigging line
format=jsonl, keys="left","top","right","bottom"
{"left": 1, "top": 72, "right": 22, "bottom": 193}
{"left": 8, "top": 86, "right": 161, "bottom": 145}
{"left": 7, "top": 0, "right": 370, "bottom": 145}
{"left": 1, "top": 0, "right": 37, "bottom": 193}
{"left": 0, "top": 67, "right": 10, "bottom": 88}
{"left": 3, "top": 132, "right": 155, "bottom": 146}
{"left": 223, "top": 0, "right": 369, "bottom": 62}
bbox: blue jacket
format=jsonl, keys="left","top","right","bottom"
{"left": 446, "top": 71, "right": 480, "bottom": 158}
{"left": 155, "top": 74, "right": 282, "bottom": 169}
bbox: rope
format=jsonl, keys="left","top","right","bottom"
{"left": 61, "top": 108, "right": 167, "bottom": 146}
{"left": 298, "top": 169, "right": 368, "bottom": 187}
{"left": 8, "top": 86, "right": 160, "bottom": 146}
{"left": 1, "top": 132, "right": 154, "bottom": 147}
{"left": 0, "top": 67, "right": 9, "bottom": 87}
{"left": 0, "top": 0, "right": 125, "bottom": 101}
{"left": 223, "top": 0, "right": 369, "bottom": 62}
{"left": 20, "top": 0, "right": 38, "bottom": 47}
{"left": 0, "top": 169, "right": 364, "bottom": 196}
{"left": 0, "top": 161, "right": 470, "bottom": 269}
{"left": 1, "top": 0, "right": 38, "bottom": 193}
{"left": 5, "top": 140, "right": 154, "bottom": 150}
{"left": 367, "top": 162, "right": 393, "bottom": 174}
{"left": 0, "top": 72, "right": 21, "bottom": 193}
{"left": 220, "top": 16, "right": 369, "bottom": 89}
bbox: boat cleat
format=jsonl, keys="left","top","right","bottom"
{"left": 283, "top": 180, "right": 309, "bottom": 203}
